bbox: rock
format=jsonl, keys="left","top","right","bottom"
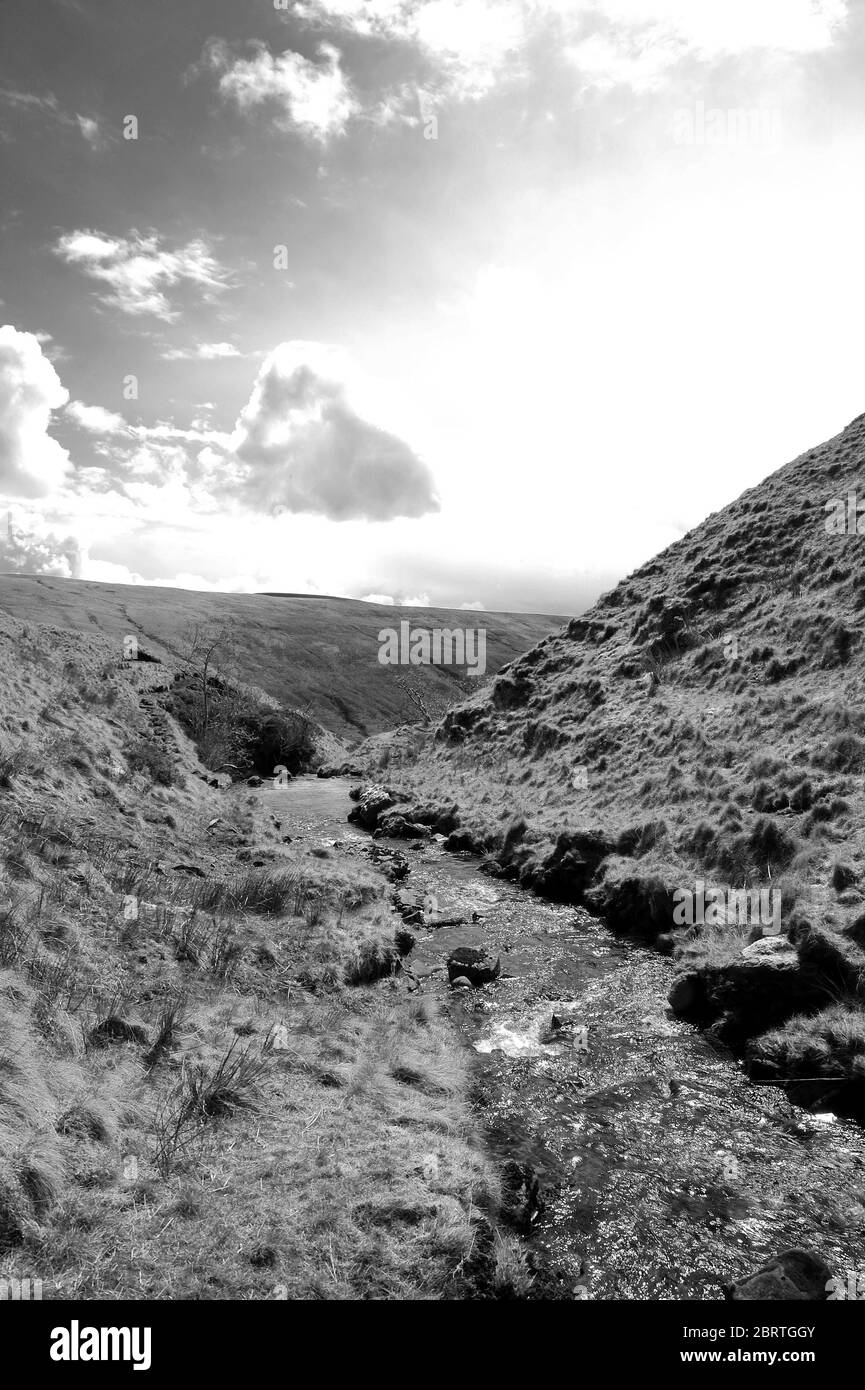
{"left": 172, "top": 864, "right": 205, "bottom": 878}
{"left": 368, "top": 844, "right": 410, "bottom": 883}
{"left": 726, "top": 1249, "right": 832, "bottom": 1301}
{"left": 446, "top": 946, "right": 501, "bottom": 988}
{"left": 740, "top": 936, "right": 791, "bottom": 959}
{"left": 395, "top": 928, "right": 416, "bottom": 956}
{"left": 347, "top": 784, "right": 396, "bottom": 831}
{"left": 88, "top": 1017, "right": 149, "bottom": 1048}
{"left": 246, "top": 775, "right": 263, "bottom": 788}
{"left": 443, "top": 829, "right": 487, "bottom": 854}
{"left": 378, "top": 812, "right": 430, "bottom": 839}
{"left": 668, "top": 973, "right": 701, "bottom": 1015}
{"left": 450, "top": 976, "right": 473, "bottom": 991}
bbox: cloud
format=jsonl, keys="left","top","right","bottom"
{"left": 294, "top": 0, "right": 849, "bottom": 101}
{"left": 0, "top": 513, "right": 81, "bottom": 578}
{"left": 226, "top": 342, "right": 439, "bottom": 521}
{"left": 0, "top": 89, "right": 111, "bottom": 146}
{"left": 53, "top": 229, "right": 231, "bottom": 320}
{"left": 0, "top": 326, "right": 71, "bottom": 497}
{"left": 577, "top": 0, "right": 847, "bottom": 58}
{"left": 197, "top": 39, "right": 359, "bottom": 141}
{"left": 75, "top": 114, "right": 107, "bottom": 149}
{"left": 66, "top": 400, "right": 128, "bottom": 434}
{"left": 0, "top": 88, "right": 62, "bottom": 114}
{"left": 160, "top": 341, "right": 244, "bottom": 361}
{"left": 295, "top": 0, "right": 529, "bottom": 100}
{"left": 361, "top": 592, "right": 396, "bottom": 604}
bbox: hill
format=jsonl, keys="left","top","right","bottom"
{"left": 360, "top": 410, "right": 865, "bottom": 1117}
{"left": 0, "top": 578, "right": 565, "bottom": 744}
{"left": 0, "top": 607, "right": 513, "bottom": 1297}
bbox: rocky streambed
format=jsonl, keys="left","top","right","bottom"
{"left": 263, "top": 776, "right": 865, "bottom": 1300}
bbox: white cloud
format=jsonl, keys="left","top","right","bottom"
{"left": 0, "top": 88, "right": 62, "bottom": 113}
{"left": 361, "top": 591, "right": 395, "bottom": 603}
{"left": 571, "top": 0, "right": 848, "bottom": 57}
{"left": 199, "top": 39, "right": 359, "bottom": 141}
{"left": 564, "top": 31, "right": 687, "bottom": 91}
{"left": 225, "top": 341, "right": 439, "bottom": 521}
{"left": 78, "top": 557, "right": 145, "bottom": 584}
{"left": 296, "top": 0, "right": 529, "bottom": 99}
{"left": 76, "top": 114, "right": 104, "bottom": 148}
{"left": 0, "top": 325, "right": 70, "bottom": 497}
{"left": 0, "top": 511, "right": 81, "bottom": 577}
{"left": 0, "top": 89, "right": 111, "bottom": 146}
{"left": 54, "top": 229, "right": 231, "bottom": 320}
{"left": 161, "top": 341, "right": 243, "bottom": 361}
{"left": 66, "top": 400, "right": 128, "bottom": 434}
{"left": 296, "top": 0, "right": 849, "bottom": 99}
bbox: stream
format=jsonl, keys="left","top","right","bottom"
{"left": 259, "top": 775, "right": 865, "bottom": 1300}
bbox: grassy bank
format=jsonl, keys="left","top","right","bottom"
{"left": 0, "top": 612, "right": 505, "bottom": 1299}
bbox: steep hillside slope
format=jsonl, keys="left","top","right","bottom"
{"left": 0, "top": 578, "right": 565, "bottom": 743}
{"left": 367, "top": 410, "right": 865, "bottom": 1115}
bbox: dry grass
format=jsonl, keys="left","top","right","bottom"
{"left": 0, "top": 612, "right": 504, "bottom": 1299}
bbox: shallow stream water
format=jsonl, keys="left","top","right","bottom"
{"left": 259, "top": 776, "right": 865, "bottom": 1300}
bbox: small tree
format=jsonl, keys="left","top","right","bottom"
{"left": 181, "top": 621, "right": 236, "bottom": 740}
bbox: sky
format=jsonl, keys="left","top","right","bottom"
{"left": 2, "top": 0, "right": 865, "bottom": 614}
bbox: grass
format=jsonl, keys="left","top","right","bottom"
{"left": 0, "top": 611, "right": 510, "bottom": 1298}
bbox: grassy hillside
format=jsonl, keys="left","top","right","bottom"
{"left": 0, "top": 610, "right": 517, "bottom": 1298}
{"left": 0, "top": 578, "right": 565, "bottom": 744}
{"left": 361, "top": 410, "right": 865, "bottom": 1117}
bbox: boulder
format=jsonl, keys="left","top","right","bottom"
{"left": 88, "top": 1017, "right": 149, "bottom": 1048}
{"left": 726, "top": 1249, "right": 831, "bottom": 1301}
{"left": 443, "top": 829, "right": 487, "bottom": 855}
{"left": 668, "top": 972, "right": 702, "bottom": 1015}
{"left": 347, "top": 784, "right": 396, "bottom": 831}
{"left": 446, "top": 946, "right": 501, "bottom": 988}
{"left": 395, "top": 927, "right": 416, "bottom": 956}
{"left": 378, "top": 812, "right": 430, "bottom": 839}
{"left": 740, "top": 936, "right": 791, "bottom": 960}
